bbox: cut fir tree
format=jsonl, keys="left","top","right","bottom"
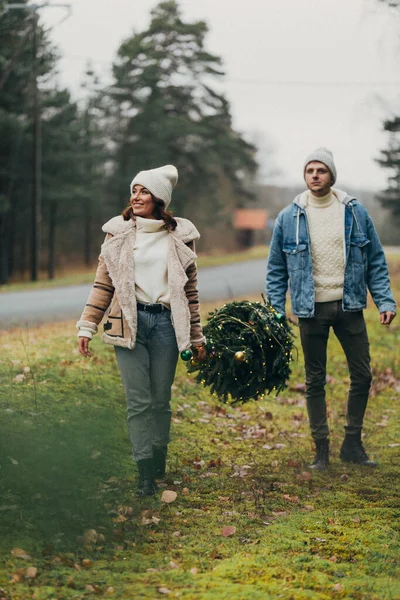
{"left": 187, "top": 300, "right": 295, "bottom": 404}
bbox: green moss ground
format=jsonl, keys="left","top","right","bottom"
{"left": 0, "top": 259, "right": 399, "bottom": 599}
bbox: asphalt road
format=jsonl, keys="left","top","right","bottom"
{"left": 0, "top": 258, "right": 267, "bottom": 329}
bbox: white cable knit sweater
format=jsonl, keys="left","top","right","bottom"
{"left": 306, "top": 191, "right": 345, "bottom": 303}
{"left": 134, "top": 216, "right": 170, "bottom": 307}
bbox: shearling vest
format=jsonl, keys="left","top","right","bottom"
{"left": 77, "top": 216, "right": 205, "bottom": 352}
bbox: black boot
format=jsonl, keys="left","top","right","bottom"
{"left": 309, "top": 438, "right": 329, "bottom": 470}
{"left": 339, "top": 433, "right": 377, "bottom": 466}
{"left": 153, "top": 445, "right": 168, "bottom": 479}
{"left": 136, "top": 458, "right": 158, "bottom": 497}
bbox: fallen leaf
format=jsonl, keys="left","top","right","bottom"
{"left": 190, "top": 567, "right": 198, "bottom": 575}
{"left": 26, "top": 567, "right": 37, "bottom": 579}
{"left": 161, "top": 490, "right": 177, "bottom": 504}
{"left": 11, "top": 548, "right": 31, "bottom": 559}
{"left": 332, "top": 583, "right": 343, "bottom": 592}
{"left": 90, "top": 450, "right": 102, "bottom": 460}
{"left": 8, "top": 457, "right": 18, "bottom": 466}
{"left": 340, "top": 474, "right": 349, "bottom": 481}
{"left": 81, "top": 559, "right": 93, "bottom": 568}
{"left": 14, "top": 374, "right": 25, "bottom": 383}
{"left": 82, "top": 529, "right": 98, "bottom": 548}
{"left": 118, "top": 505, "right": 134, "bottom": 516}
{"left": 172, "top": 531, "right": 181, "bottom": 537}
{"left": 157, "top": 588, "right": 171, "bottom": 595}
{"left": 221, "top": 526, "right": 236, "bottom": 537}
{"left": 112, "top": 515, "right": 128, "bottom": 524}
{"left": 10, "top": 568, "right": 25, "bottom": 582}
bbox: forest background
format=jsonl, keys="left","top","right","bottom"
{"left": 0, "top": 0, "right": 400, "bottom": 287}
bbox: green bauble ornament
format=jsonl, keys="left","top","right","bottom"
{"left": 180, "top": 349, "right": 193, "bottom": 361}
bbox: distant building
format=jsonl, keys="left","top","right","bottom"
{"left": 234, "top": 209, "right": 268, "bottom": 248}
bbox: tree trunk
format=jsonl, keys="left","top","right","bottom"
{"left": 0, "top": 214, "right": 9, "bottom": 285}
{"left": 48, "top": 201, "right": 57, "bottom": 279}
{"left": 84, "top": 199, "right": 92, "bottom": 266}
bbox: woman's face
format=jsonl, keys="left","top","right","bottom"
{"left": 130, "top": 185, "right": 156, "bottom": 219}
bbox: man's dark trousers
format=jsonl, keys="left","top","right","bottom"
{"left": 299, "top": 300, "right": 372, "bottom": 440}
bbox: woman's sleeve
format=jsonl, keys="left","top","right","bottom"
{"left": 185, "top": 241, "right": 206, "bottom": 346}
{"left": 76, "top": 235, "right": 115, "bottom": 335}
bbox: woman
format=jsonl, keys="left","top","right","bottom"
{"left": 77, "top": 165, "right": 206, "bottom": 496}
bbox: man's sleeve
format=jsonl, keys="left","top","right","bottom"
{"left": 266, "top": 216, "right": 288, "bottom": 317}
{"left": 365, "top": 211, "right": 397, "bottom": 314}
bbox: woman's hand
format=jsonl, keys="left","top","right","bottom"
{"left": 192, "top": 343, "right": 207, "bottom": 363}
{"left": 78, "top": 336, "right": 92, "bottom": 357}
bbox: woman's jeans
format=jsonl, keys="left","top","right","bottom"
{"left": 299, "top": 301, "right": 372, "bottom": 440}
{"left": 115, "top": 309, "right": 179, "bottom": 461}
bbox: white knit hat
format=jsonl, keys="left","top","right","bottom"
{"left": 130, "top": 165, "right": 178, "bottom": 208}
{"left": 303, "top": 147, "right": 337, "bottom": 184}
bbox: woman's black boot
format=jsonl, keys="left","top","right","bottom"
{"left": 153, "top": 445, "right": 168, "bottom": 479}
{"left": 136, "top": 458, "right": 158, "bottom": 496}
{"left": 309, "top": 438, "right": 329, "bottom": 470}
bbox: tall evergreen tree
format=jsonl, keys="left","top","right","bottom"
{"left": 107, "top": 0, "right": 257, "bottom": 217}
{"left": 376, "top": 117, "right": 400, "bottom": 217}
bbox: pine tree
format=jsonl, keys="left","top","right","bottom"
{"left": 107, "top": 0, "right": 257, "bottom": 217}
{"left": 377, "top": 117, "right": 400, "bottom": 218}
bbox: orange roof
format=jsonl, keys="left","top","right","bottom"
{"left": 234, "top": 209, "right": 268, "bottom": 230}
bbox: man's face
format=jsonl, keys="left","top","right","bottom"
{"left": 304, "top": 161, "right": 332, "bottom": 197}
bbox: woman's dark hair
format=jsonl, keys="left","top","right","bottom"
{"left": 121, "top": 195, "right": 177, "bottom": 231}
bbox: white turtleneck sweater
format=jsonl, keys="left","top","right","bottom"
{"left": 134, "top": 216, "right": 170, "bottom": 307}
{"left": 305, "top": 190, "right": 345, "bottom": 303}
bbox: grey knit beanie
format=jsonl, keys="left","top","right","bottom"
{"left": 130, "top": 165, "right": 178, "bottom": 208}
{"left": 303, "top": 147, "right": 337, "bottom": 184}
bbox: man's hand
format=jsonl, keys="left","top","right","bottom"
{"left": 380, "top": 311, "right": 396, "bottom": 326}
{"left": 192, "top": 343, "right": 207, "bottom": 362}
{"left": 78, "top": 336, "right": 92, "bottom": 357}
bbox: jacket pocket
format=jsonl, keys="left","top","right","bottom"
{"left": 283, "top": 244, "right": 307, "bottom": 272}
{"left": 103, "top": 299, "right": 124, "bottom": 337}
{"left": 349, "top": 236, "right": 369, "bottom": 265}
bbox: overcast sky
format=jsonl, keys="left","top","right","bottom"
{"left": 41, "top": 0, "right": 400, "bottom": 191}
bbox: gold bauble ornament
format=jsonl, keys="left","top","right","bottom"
{"left": 190, "top": 358, "right": 199, "bottom": 367}
{"left": 234, "top": 351, "right": 245, "bottom": 363}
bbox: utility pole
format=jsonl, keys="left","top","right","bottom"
{"left": 31, "top": 9, "right": 41, "bottom": 281}
{"left": 1, "top": 2, "right": 71, "bottom": 281}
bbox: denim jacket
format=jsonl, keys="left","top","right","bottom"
{"left": 266, "top": 188, "right": 397, "bottom": 318}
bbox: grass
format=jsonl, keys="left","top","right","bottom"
{"left": 0, "top": 246, "right": 269, "bottom": 294}
{"left": 0, "top": 261, "right": 399, "bottom": 599}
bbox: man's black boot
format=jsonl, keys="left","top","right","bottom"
{"left": 339, "top": 433, "right": 377, "bottom": 466}
{"left": 309, "top": 438, "right": 329, "bottom": 470}
{"left": 153, "top": 445, "right": 168, "bottom": 479}
{"left": 136, "top": 458, "right": 158, "bottom": 496}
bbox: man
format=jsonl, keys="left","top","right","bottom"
{"left": 266, "top": 147, "right": 396, "bottom": 470}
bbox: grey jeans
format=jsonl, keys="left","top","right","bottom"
{"left": 299, "top": 301, "right": 372, "bottom": 440}
{"left": 115, "top": 309, "right": 179, "bottom": 461}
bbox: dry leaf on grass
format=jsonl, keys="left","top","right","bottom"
{"left": 157, "top": 587, "right": 172, "bottom": 595}
{"left": 11, "top": 548, "right": 31, "bottom": 560}
{"left": 14, "top": 374, "right": 25, "bottom": 383}
{"left": 26, "top": 567, "right": 37, "bottom": 579}
{"left": 161, "top": 490, "right": 177, "bottom": 504}
{"left": 221, "top": 526, "right": 236, "bottom": 537}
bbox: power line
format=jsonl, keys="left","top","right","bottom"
{"left": 58, "top": 54, "right": 400, "bottom": 88}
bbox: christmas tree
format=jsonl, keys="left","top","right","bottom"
{"left": 186, "top": 300, "right": 295, "bottom": 404}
